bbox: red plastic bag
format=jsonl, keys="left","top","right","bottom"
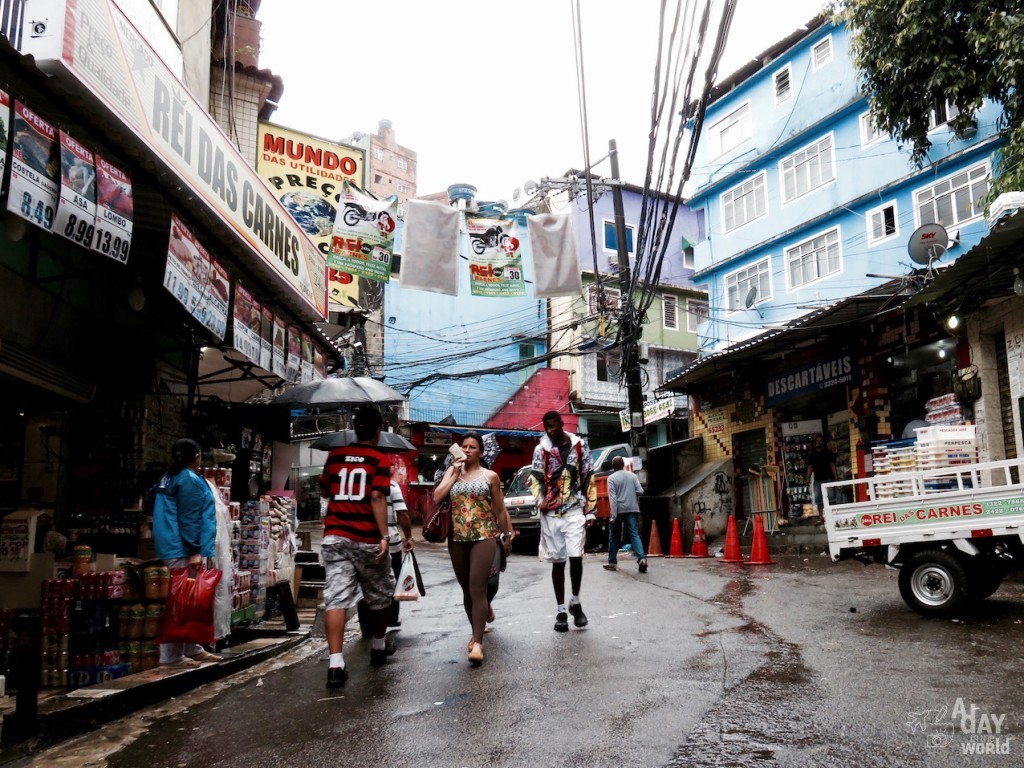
{"left": 157, "top": 567, "right": 223, "bottom": 646}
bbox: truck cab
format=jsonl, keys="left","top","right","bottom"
{"left": 504, "top": 466, "right": 540, "bottom": 541}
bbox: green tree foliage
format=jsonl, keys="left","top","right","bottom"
{"left": 840, "top": 0, "right": 1024, "bottom": 197}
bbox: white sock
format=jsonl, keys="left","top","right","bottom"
{"left": 371, "top": 637, "right": 385, "bottom": 651}
{"left": 557, "top": 603, "right": 567, "bottom": 614}
{"left": 569, "top": 595, "right": 580, "bottom": 606}
{"left": 329, "top": 652, "right": 345, "bottom": 669}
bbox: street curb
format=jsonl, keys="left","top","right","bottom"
{"left": 0, "top": 631, "right": 310, "bottom": 763}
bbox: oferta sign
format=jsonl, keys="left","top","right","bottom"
{"left": 20, "top": 0, "right": 327, "bottom": 320}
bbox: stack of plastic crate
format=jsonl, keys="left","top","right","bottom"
{"left": 871, "top": 438, "right": 918, "bottom": 498}
{"left": 915, "top": 424, "right": 978, "bottom": 490}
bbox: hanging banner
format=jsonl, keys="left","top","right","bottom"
{"left": 0, "top": 90, "right": 10, "bottom": 189}
{"left": 8, "top": 101, "right": 59, "bottom": 233}
{"left": 401, "top": 200, "right": 460, "bottom": 295}
{"left": 92, "top": 154, "right": 134, "bottom": 263}
{"left": 286, "top": 326, "right": 302, "bottom": 383}
{"left": 232, "top": 282, "right": 263, "bottom": 368}
{"left": 618, "top": 397, "right": 676, "bottom": 432}
{"left": 164, "top": 213, "right": 229, "bottom": 340}
{"left": 328, "top": 181, "right": 397, "bottom": 284}
{"left": 54, "top": 131, "right": 99, "bottom": 253}
{"left": 272, "top": 316, "right": 287, "bottom": 380}
{"left": 313, "top": 346, "right": 327, "bottom": 380}
{"left": 466, "top": 214, "right": 526, "bottom": 297}
{"left": 256, "top": 122, "right": 363, "bottom": 309}
{"left": 300, "top": 333, "right": 315, "bottom": 384}
{"left": 260, "top": 306, "right": 274, "bottom": 372}
{"left": 529, "top": 213, "right": 583, "bottom": 297}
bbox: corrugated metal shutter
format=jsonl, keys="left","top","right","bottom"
{"left": 994, "top": 331, "right": 1018, "bottom": 481}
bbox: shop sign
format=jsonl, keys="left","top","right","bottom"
{"left": 466, "top": 214, "right": 526, "bottom": 297}
{"left": 618, "top": 397, "right": 676, "bottom": 432}
{"left": 256, "top": 123, "right": 364, "bottom": 308}
{"left": 8, "top": 101, "right": 59, "bottom": 233}
{"left": 423, "top": 431, "right": 452, "bottom": 447}
{"left": 21, "top": 0, "right": 328, "bottom": 319}
{"left": 164, "top": 214, "right": 229, "bottom": 340}
{"left": 765, "top": 351, "right": 856, "bottom": 407}
{"left": 92, "top": 155, "right": 134, "bottom": 262}
{"left": 232, "top": 282, "right": 263, "bottom": 368}
{"left": 702, "top": 406, "right": 728, "bottom": 435}
{"left": 54, "top": 131, "right": 98, "bottom": 253}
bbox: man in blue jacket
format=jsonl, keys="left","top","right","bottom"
{"left": 152, "top": 438, "right": 220, "bottom": 667}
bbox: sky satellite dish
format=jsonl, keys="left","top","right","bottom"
{"left": 523, "top": 179, "right": 539, "bottom": 196}
{"left": 743, "top": 285, "right": 758, "bottom": 308}
{"left": 512, "top": 187, "right": 521, "bottom": 203}
{"left": 907, "top": 223, "right": 949, "bottom": 266}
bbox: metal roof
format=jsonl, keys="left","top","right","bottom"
{"left": 661, "top": 280, "right": 910, "bottom": 392}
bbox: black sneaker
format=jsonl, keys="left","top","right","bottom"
{"left": 568, "top": 603, "right": 588, "bottom": 627}
{"left": 384, "top": 637, "right": 397, "bottom": 656}
{"left": 326, "top": 666, "right": 348, "bottom": 688}
{"left": 638, "top": 559, "right": 648, "bottom": 573}
{"left": 554, "top": 611, "right": 569, "bottom": 632}
{"left": 370, "top": 648, "right": 388, "bottom": 667}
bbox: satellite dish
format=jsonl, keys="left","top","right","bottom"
{"left": 908, "top": 223, "right": 949, "bottom": 266}
{"left": 523, "top": 179, "right": 539, "bottom": 196}
{"left": 512, "top": 187, "right": 521, "bottom": 203}
{"left": 743, "top": 285, "right": 758, "bottom": 308}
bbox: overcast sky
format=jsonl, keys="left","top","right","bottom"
{"left": 258, "top": 0, "right": 827, "bottom": 202}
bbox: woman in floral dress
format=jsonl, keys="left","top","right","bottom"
{"left": 433, "top": 432, "right": 514, "bottom": 664}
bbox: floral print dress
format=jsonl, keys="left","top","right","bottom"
{"left": 450, "top": 477, "right": 499, "bottom": 542}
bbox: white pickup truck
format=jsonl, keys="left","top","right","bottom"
{"left": 823, "top": 457, "right": 1024, "bottom": 616}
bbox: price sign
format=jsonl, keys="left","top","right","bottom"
{"left": 54, "top": 130, "right": 99, "bottom": 252}
{"left": 8, "top": 101, "right": 59, "bottom": 233}
{"left": 92, "top": 154, "right": 134, "bottom": 263}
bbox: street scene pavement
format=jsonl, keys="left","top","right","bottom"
{"left": 9, "top": 540, "right": 1023, "bottom": 768}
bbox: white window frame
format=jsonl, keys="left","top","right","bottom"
{"left": 773, "top": 64, "right": 793, "bottom": 106}
{"left": 397, "top": 182, "right": 409, "bottom": 194}
{"left": 913, "top": 161, "right": 990, "bottom": 229}
{"left": 725, "top": 258, "right": 772, "bottom": 313}
{"left": 928, "top": 99, "right": 961, "bottom": 131}
{"left": 780, "top": 134, "right": 835, "bottom": 204}
{"left": 396, "top": 157, "right": 408, "bottom": 170}
{"left": 372, "top": 148, "right": 384, "bottom": 161}
{"left": 602, "top": 219, "right": 635, "bottom": 256}
{"left": 683, "top": 244, "right": 695, "bottom": 270}
{"left": 720, "top": 172, "right": 768, "bottom": 234}
{"left": 662, "top": 295, "right": 679, "bottom": 331}
{"left": 859, "top": 111, "right": 886, "bottom": 146}
{"left": 785, "top": 227, "right": 842, "bottom": 290}
{"left": 866, "top": 201, "right": 899, "bottom": 245}
{"left": 707, "top": 101, "right": 752, "bottom": 159}
{"left": 687, "top": 299, "right": 709, "bottom": 332}
{"left": 812, "top": 36, "right": 833, "bottom": 69}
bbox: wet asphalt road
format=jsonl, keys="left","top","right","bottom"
{"left": 30, "top": 543, "right": 1024, "bottom": 767}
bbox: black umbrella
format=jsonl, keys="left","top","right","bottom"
{"left": 271, "top": 375, "right": 406, "bottom": 407}
{"left": 310, "top": 429, "right": 415, "bottom": 452}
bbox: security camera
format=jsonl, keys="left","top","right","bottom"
{"left": 31, "top": 20, "right": 47, "bottom": 35}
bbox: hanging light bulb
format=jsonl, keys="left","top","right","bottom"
{"left": 1014, "top": 267, "right": 1024, "bottom": 297}
{"left": 946, "top": 314, "right": 960, "bottom": 331}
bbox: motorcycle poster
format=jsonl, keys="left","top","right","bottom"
{"left": 466, "top": 214, "right": 527, "bottom": 297}
{"left": 329, "top": 181, "right": 398, "bottom": 284}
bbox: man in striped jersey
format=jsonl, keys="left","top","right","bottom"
{"left": 318, "top": 407, "right": 395, "bottom": 687}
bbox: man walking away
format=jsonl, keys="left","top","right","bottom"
{"left": 318, "top": 407, "right": 395, "bottom": 688}
{"left": 530, "top": 410, "right": 597, "bottom": 632}
{"left": 603, "top": 456, "right": 647, "bottom": 573}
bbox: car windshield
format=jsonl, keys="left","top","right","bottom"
{"left": 505, "top": 467, "right": 533, "bottom": 496}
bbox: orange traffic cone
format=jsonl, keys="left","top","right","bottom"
{"left": 686, "top": 514, "right": 710, "bottom": 558}
{"left": 666, "top": 518, "right": 685, "bottom": 558}
{"left": 745, "top": 515, "right": 775, "bottom": 565}
{"left": 720, "top": 515, "right": 745, "bottom": 563}
{"left": 646, "top": 521, "right": 664, "bottom": 557}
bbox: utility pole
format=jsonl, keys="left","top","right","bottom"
{"left": 608, "top": 139, "right": 649, "bottom": 484}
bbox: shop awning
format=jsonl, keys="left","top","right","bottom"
{"left": 662, "top": 280, "right": 909, "bottom": 392}
{"left": 196, "top": 347, "right": 282, "bottom": 404}
{"left": 906, "top": 211, "right": 1024, "bottom": 316}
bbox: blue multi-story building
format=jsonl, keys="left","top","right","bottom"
{"left": 686, "top": 16, "right": 1003, "bottom": 353}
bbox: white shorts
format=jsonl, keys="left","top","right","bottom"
{"left": 539, "top": 510, "right": 586, "bottom": 563}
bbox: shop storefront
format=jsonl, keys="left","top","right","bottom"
{"left": 0, "top": 0, "right": 333, "bottom": 653}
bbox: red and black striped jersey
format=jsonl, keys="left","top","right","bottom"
{"left": 319, "top": 445, "right": 392, "bottom": 544}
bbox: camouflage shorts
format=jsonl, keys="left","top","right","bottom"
{"left": 321, "top": 538, "right": 395, "bottom": 612}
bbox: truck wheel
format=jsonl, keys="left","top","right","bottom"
{"left": 898, "top": 551, "right": 969, "bottom": 616}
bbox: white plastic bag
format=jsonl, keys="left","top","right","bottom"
{"left": 393, "top": 552, "right": 420, "bottom": 601}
